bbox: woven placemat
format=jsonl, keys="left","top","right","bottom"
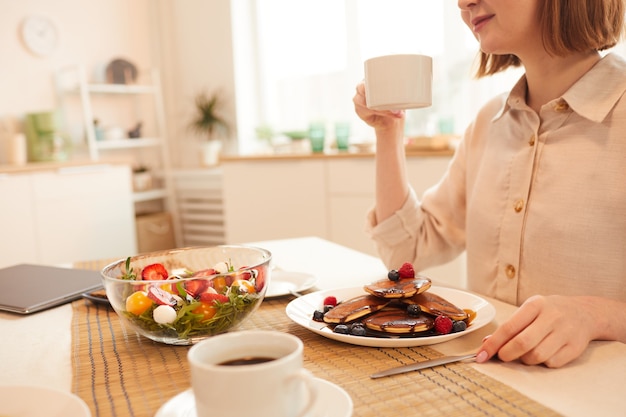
{"left": 71, "top": 292, "right": 561, "bottom": 417}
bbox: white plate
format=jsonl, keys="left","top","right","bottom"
{"left": 0, "top": 385, "right": 91, "bottom": 417}
{"left": 155, "top": 377, "right": 352, "bottom": 417}
{"left": 286, "top": 286, "right": 496, "bottom": 348}
{"left": 265, "top": 270, "right": 318, "bottom": 298}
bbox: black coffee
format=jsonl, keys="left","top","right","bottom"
{"left": 219, "top": 356, "right": 276, "bottom": 366}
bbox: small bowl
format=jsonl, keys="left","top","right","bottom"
{"left": 101, "top": 245, "right": 272, "bottom": 345}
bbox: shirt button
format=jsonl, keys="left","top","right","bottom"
{"left": 514, "top": 199, "right": 524, "bottom": 212}
{"left": 528, "top": 134, "right": 536, "bottom": 146}
{"left": 554, "top": 100, "right": 569, "bottom": 112}
{"left": 505, "top": 264, "right": 516, "bottom": 279}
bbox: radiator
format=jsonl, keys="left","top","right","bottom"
{"left": 172, "top": 169, "right": 226, "bottom": 247}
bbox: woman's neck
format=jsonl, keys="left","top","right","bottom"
{"left": 523, "top": 51, "right": 601, "bottom": 113}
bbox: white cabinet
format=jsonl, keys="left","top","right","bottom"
{"left": 0, "top": 174, "right": 38, "bottom": 265}
{"left": 0, "top": 165, "right": 137, "bottom": 268}
{"left": 222, "top": 159, "right": 327, "bottom": 244}
{"left": 325, "top": 156, "right": 466, "bottom": 287}
{"left": 55, "top": 66, "right": 178, "bottom": 236}
{"left": 222, "top": 155, "right": 467, "bottom": 288}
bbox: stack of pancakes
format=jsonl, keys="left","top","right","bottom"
{"left": 322, "top": 275, "right": 470, "bottom": 336}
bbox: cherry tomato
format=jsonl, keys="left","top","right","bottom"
{"left": 192, "top": 301, "right": 217, "bottom": 321}
{"left": 125, "top": 291, "right": 154, "bottom": 315}
{"left": 211, "top": 276, "right": 228, "bottom": 294}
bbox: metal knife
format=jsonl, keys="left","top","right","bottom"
{"left": 370, "top": 353, "right": 477, "bottom": 379}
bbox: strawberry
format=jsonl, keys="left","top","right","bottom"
{"left": 183, "top": 279, "right": 209, "bottom": 297}
{"left": 323, "top": 296, "right": 338, "bottom": 307}
{"left": 254, "top": 267, "right": 267, "bottom": 292}
{"left": 141, "top": 263, "right": 169, "bottom": 280}
{"left": 434, "top": 315, "right": 453, "bottom": 335}
{"left": 192, "top": 268, "right": 218, "bottom": 277}
{"left": 236, "top": 267, "right": 254, "bottom": 281}
{"left": 397, "top": 262, "right": 415, "bottom": 279}
{"left": 199, "top": 292, "right": 229, "bottom": 304}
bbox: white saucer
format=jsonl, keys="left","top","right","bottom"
{"left": 265, "top": 270, "right": 318, "bottom": 298}
{"left": 155, "top": 377, "right": 352, "bottom": 417}
{"left": 0, "top": 385, "right": 91, "bottom": 417}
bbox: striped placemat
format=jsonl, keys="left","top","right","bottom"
{"left": 71, "top": 295, "right": 561, "bottom": 417}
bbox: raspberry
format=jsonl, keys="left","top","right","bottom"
{"left": 397, "top": 262, "right": 415, "bottom": 278}
{"left": 434, "top": 315, "right": 453, "bottom": 335}
{"left": 323, "top": 296, "right": 338, "bottom": 307}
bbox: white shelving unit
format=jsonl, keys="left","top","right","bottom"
{"left": 55, "top": 64, "right": 181, "bottom": 247}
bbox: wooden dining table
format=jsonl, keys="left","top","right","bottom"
{"left": 1, "top": 236, "right": 625, "bottom": 417}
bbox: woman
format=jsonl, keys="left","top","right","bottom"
{"left": 353, "top": 0, "right": 626, "bottom": 368}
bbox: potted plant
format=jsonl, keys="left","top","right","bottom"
{"left": 189, "top": 90, "right": 231, "bottom": 166}
{"left": 132, "top": 165, "right": 152, "bottom": 191}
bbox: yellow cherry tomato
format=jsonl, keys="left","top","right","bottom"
{"left": 212, "top": 276, "right": 228, "bottom": 294}
{"left": 125, "top": 291, "right": 154, "bottom": 315}
{"left": 192, "top": 302, "right": 217, "bottom": 322}
{"left": 232, "top": 279, "right": 256, "bottom": 294}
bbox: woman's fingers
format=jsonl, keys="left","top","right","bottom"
{"left": 476, "top": 295, "right": 594, "bottom": 368}
{"left": 477, "top": 295, "right": 544, "bottom": 361}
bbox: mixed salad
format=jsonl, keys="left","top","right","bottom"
{"left": 113, "top": 257, "right": 267, "bottom": 340}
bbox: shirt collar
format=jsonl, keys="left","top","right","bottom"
{"left": 563, "top": 53, "right": 626, "bottom": 122}
{"left": 492, "top": 53, "right": 626, "bottom": 123}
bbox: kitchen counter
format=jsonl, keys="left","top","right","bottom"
{"left": 221, "top": 145, "right": 454, "bottom": 162}
{"left": 0, "top": 159, "right": 108, "bottom": 174}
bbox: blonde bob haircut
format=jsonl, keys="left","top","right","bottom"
{"left": 476, "top": 0, "right": 625, "bottom": 77}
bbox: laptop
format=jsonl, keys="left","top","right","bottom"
{"left": 0, "top": 263, "right": 103, "bottom": 314}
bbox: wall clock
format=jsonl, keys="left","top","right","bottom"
{"left": 20, "top": 15, "right": 59, "bottom": 57}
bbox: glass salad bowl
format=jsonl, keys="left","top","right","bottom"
{"left": 101, "top": 245, "right": 272, "bottom": 345}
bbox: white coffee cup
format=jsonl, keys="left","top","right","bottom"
{"left": 364, "top": 54, "right": 432, "bottom": 110}
{"left": 188, "top": 330, "right": 317, "bottom": 417}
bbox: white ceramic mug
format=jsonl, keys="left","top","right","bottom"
{"left": 364, "top": 54, "right": 432, "bottom": 110}
{"left": 188, "top": 330, "right": 317, "bottom": 417}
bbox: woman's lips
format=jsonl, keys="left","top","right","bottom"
{"left": 472, "top": 15, "right": 494, "bottom": 32}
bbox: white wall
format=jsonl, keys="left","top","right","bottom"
{"left": 0, "top": 0, "right": 239, "bottom": 169}
{"left": 0, "top": 0, "right": 156, "bottom": 162}
{"left": 154, "top": 0, "right": 238, "bottom": 168}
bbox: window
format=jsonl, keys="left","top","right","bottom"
{"left": 230, "top": 1, "right": 521, "bottom": 153}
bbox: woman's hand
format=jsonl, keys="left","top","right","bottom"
{"left": 353, "top": 81, "right": 404, "bottom": 133}
{"left": 476, "top": 295, "right": 615, "bottom": 368}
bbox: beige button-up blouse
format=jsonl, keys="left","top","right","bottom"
{"left": 367, "top": 53, "right": 626, "bottom": 306}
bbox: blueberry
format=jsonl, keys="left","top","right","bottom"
{"left": 350, "top": 323, "right": 367, "bottom": 336}
{"left": 452, "top": 320, "right": 467, "bottom": 333}
{"left": 334, "top": 324, "right": 350, "bottom": 334}
{"left": 323, "top": 305, "right": 334, "bottom": 313}
{"left": 407, "top": 304, "right": 422, "bottom": 316}
{"left": 387, "top": 270, "right": 400, "bottom": 281}
{"left": 312, "top": 310, "right": 325, "bottom": 322}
